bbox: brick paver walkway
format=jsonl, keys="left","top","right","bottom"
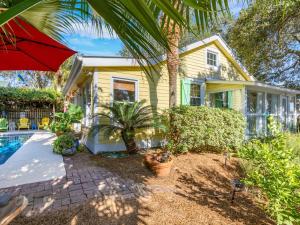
{"left": 0, "top": 155, "right": 151, "bottom": 216}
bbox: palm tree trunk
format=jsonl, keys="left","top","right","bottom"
{"left": 121, "top": 130, "right": 139, "bottom": 154}
{"left": 166, "top": 19, "right": 181, "bottom": 108}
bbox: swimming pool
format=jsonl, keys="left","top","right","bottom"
{"left": 0, "top": 134, "right": 32, "bottom": 165}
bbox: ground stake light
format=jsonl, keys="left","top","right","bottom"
{"left": 231, "top": 179, "right": 245, "bottom": 203}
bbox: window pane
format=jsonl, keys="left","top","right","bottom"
{"left": 207, "top": 52, "right": 217, "bottom": 66}
{"left": 210, "top": 92, "right": 228, "bottom": 108}
{"left": 190, "top": 84, "right": 200, "bottom": 97}
{"left": 190, "top": 98, "right": 201, "bottom": 106}
{"left": 190, "top": 83, "right": 201, "bottom": 106}
{"left": 113, "top": 80, "right": 136, "bottom": 102}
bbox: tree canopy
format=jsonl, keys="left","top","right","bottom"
{"left": 227, "top": 0, "right": 300, "bottom": 88}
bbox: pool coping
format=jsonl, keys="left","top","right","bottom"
{"left": 0, "top": 132, "right": 66, "bottom": 188}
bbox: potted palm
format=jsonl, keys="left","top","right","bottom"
{"left": 144, "top": 151, "right": 173, "bottom": 177}
{"left": 144, "top": 112, "right": 174, "bottom": 176}
{"left": 92, "top": 100, "right": 154, "bottom": 154}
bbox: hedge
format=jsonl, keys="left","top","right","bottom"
{"left": 0, "top": 87, "right": 62, "bottom": 105}
{"left": 166, "top": 106, "right": 246, "bottom": 154}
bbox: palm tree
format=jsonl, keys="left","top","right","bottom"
{"left": 156, "top": 0, "right": 230, "bottom": 107}
{"left": 93, "top": 100, "right": 154, "bottom": 154}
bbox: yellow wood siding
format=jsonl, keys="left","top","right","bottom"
{"left": 95, "top": 67, "right": 169, "bottom": 144}
{"left": 179, "top": 43, "right": 246, "bottom": 81}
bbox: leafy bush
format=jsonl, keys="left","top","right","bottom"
{"left": 67, "top": 104, "right": 84, "bottom": 123}
{"left": 50, "top": 104, "right": 83, "bottom": 134}
{"left": 53, "top": 134, "right": 75, "bottom": 154}
{"left": 286, "top": 133, "right": 300, "bottom": 163}
{"left": 0, "top": 87, "right": 62, "bottom": 105}
{"left": 239, "top": 117, "right": 300, "bottom": 225}
{"left": 165, "top": 106, "right": 246, "bottom": 154}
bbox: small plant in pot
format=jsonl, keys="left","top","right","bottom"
{"left": 53, "top": 134, "right": 77, "bottom": 156}
{"left": 144, "top": 114, "right": 174, "bottom": 177}
{"left": 144, "top": 151, "right": 173, "bottom": 177}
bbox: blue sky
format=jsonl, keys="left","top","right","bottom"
{"left": 64, "top": 1, "right": 246, "bottom": 56}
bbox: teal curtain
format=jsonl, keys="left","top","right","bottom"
{"left": 181, "top": 79, "right": 191, "bottom": 105}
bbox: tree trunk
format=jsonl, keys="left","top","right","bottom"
{"left": 121, "top": 130, "right": 139, "bottom": 154}
{"left": 166, "top": 19, "right": 181, "bottom": 108}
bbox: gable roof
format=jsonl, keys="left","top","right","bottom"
{"left": 64, "top": 35, "right": 255, "bottom": 94}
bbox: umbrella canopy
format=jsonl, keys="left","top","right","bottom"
{"left": 0, "top": 18, "right": 76, "bottom": 72}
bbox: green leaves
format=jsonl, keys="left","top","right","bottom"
{"left": 0, "top": 0, "right": 41, "bottom": 26}
{"left": 165, "top": 106, "right": 246, "bottom": 154}
{"left": 50, "top": 103, "right": 83, "bottom": 133}
{"left": 92, "top": 100, "right": 154, "bottom": 152}
{"left": 0, "top": 87, "right": 61, "bottom": 105}
{"left": 239, "top": 117, "right": 300, "bottom": 225}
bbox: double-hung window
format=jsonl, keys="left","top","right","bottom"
{"left": 207, "top": 50, "right": 218, "bottom": 67}
{"left": 209, "top": 91, "right": 233, "bottom": 109}
{"left": 113, "top": 79, "right": 137, "bottom": 102}
{"left": 190, "top": 83, "right": 201, "bottom": 106}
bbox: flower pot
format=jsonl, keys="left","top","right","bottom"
{"left": 144, "top": 154, "right": 173, "bottom": 177}
{"left": 62, "top": 146, "right": 76, "bottom": 156}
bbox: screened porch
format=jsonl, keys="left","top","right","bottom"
{"left": 246, "top": 86, "right": 299, "bottom": 136}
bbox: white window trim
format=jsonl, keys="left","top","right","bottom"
{"left": 206, "top": 48, "right": 219, "bottom": 70}
{"left": 111, "top": 77, "right": 139, "bottom": 103}
{"left": 185, "top": 78, "right": 206, "bottom": 106}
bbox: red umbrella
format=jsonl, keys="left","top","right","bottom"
{"left": 0, "top": 18, "right": 76, "bottom": 72}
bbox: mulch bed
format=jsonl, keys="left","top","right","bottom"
{"left": 11, "top": 151, "right": 274, "bottom": 225}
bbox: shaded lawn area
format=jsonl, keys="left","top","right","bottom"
{"left": 12, "top": 152, "right": 274, "bottom": 225}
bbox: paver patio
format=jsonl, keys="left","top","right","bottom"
{"left": 0, "top": 153, "right": 151, "bottom": 216}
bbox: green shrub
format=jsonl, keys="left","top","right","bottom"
{"left": 286, "top": 133, "right": 300, "bottom": 162}
{"left": 166, "top": 106, "right": 246, "bottom": 154}
{"left": 53, "top": 134, "right": 75, "bottom": 154}
{"left": 239, "top": 117, "right": 300, "bottom": 225}
{"left": 50, "top": 104, "right": 83, "bottom": 134}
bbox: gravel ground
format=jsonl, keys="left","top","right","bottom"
{"left": 11, "top": 152, "right": 274, "bottom": 225}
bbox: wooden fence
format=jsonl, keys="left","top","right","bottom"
{"left": 0, "top": 108, "right": 53, "bottom": 128}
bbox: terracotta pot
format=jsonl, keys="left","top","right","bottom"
{"left": 144, "top": 154, "right": 173, "bottom": 177}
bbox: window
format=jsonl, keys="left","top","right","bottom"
{"left": 207, "top": 51, "right": 217, "bottom": 67}
{"left": 210, "top": 92, "right": 231, "bottom": 108}
{"left": 113, "top": 79, "right": 137, "bottom": 102}
{"left": 181, "top": 79, "right": 204, "bottom": 106}
{"left": 190, "top": 83, "right": 201, "bottom": 106}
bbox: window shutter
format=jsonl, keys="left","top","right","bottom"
{"left": 227, "top": 91, "right": 233, "bottom": 109}
{"left": 181, "top": 79, "right": 191, "bottom": 105}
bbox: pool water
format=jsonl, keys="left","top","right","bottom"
{"left": 0, "top": 134, "right": 32, "bottom": 165}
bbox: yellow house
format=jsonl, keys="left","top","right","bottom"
{"left": 63, "top": 35, "right": 300, "bottom": 153}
